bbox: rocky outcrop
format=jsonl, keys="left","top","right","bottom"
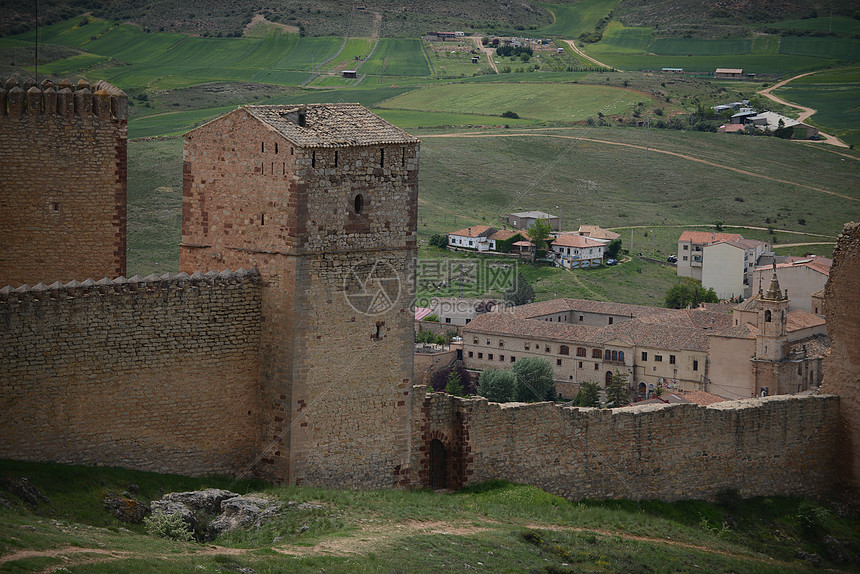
{"left": 149, "top": 489, "right": 281, "bottom": 540}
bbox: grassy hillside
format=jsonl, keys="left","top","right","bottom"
{"left": 537, "top": 0, "right": 620, "bottom": 37}
{"left": 1, "top": 460, "right": 857, "bottom": 573}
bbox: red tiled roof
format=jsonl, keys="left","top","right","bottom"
{"left": 489, "top": 229, "right": 519, "bottom": 241}
{"left": 552, "top": 234, "right": 606, "bottom": 248}
{"left": 788, "top": 334, "right": 830, "bottom": 357}
{"left": 577, "top": 225, "right": 620, "bottom": 241}
{"left": 786, "top": 310, "right": 826, "bottom": 332}
{"left": 449, "top": 225, "right": 495, "bottom": 238}
{"left": 678, "top": 231, "right": 742, "bottom": 244}
{"left": 512, "top": 240, "right": 534, "bottom": 247}
{"left": 679, "top": 391, "right": 728, "bottom": 406}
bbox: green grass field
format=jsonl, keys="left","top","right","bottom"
{"left": 586, "top": 21, "right": 654, "bottom": 54}
{"left": 772, "top": 67, "right": 860, "bottom": 146}
{"left": 778, "top": 36, "right": 860, "bottom": 61}
{"left": 321, "top": 37, "right": 373, "bottom": 71}
{"left": 3, "top": 460, "right": 856, "bottom": 573}
{"left": 768, "top": 15, "right": 860, "bottom": 36}
{"left": 537, "top": 0, "right": 620, "bottom": 37}
{"left": 650, "top": 38, "right": 751, "bottom": 56}
{"left": 360, "top": 38, "right": 431, "bottom": 76}
{"left": 378, "top": 83, "right": 651, "bottom": 122}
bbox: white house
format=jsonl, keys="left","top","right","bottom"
{"left": 678, "top": 231, "right": 769, "bottom": 298}
{"left": 551, "top": 234, "right": 606, "bottom": 268}
{"left": 448, "top": 225, "right": 497, "bottom": 252}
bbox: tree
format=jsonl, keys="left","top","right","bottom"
{"left": 445, "top": 368, "right": 465, "bottom": 396}
{"left": 605, "top": 371, "right": 630, "bottom": 408}
{"left": 572, "top": 381, "right": 600, "bottom": 407}
{"left": 504, "top": 272, "right": 535, "bottom": 306}
{"left": 526, "top": 219, "right": 552, "bottom": 250}
{"left": 665, "top": 278, "right": 719, "bottom": 308}
{"left": 430, "top": 362, "right": 475, "bottom": 395}
{"left": 416, "top": 330, "right": 435, "bottom": 344}
{"left": 512, "top": 357, "right": 555, "bottom": 402}
{"left": 477, "top": 369, "right": 517, "bottom": 402}
{"left": 429, "top": 234, "right": 448, "bottom": 248}
{"left": 605, "top": 238, "right": 622, "bottom": 259}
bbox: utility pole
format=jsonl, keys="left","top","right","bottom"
{"left": 645, "top": 117, "right": 650, "bottom": 158}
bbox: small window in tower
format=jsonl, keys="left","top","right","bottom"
{"left": 275, "top": 142, "right": 279, "bottom": 154}
{"left": 765, "top": 310, "right": 772, "bottom": 322}
{"left": 261, "top": 142, "right": 265, "bottom": 153}
{"left": 693, "top": 360, "right": 699, "bottom": 371}
{"left": 334, "top": 150, "right": 339, "bottom": 167}
{"left": 402, "top": 147, "right": 406, "bottom": 166}
{"left": 312, "top": 151, "right": 316, "bottom": 168}
{"left": 290, "top": 147, "right": 294, "bottom": 155}
{"left": 354, "top": 194, "right": 364, "bottom": 214}
{"left": 380, "top": 148, "right": 385, "bottom": 167}
{"left": 261, "top": 213, "right": 265, "bottom": 225}
{"left": 49, "top": 201, "right": 61, "bottom": 215}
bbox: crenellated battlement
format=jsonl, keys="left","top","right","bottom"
{"left": 0, "top": 268, "right": 260, "bottom": 303}
{"left": 0, "top": 78, "right": 127, "bottom": 121}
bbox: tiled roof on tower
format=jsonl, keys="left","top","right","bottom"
{"left": 244, "top": 103, "right": 419, "bottom": 148}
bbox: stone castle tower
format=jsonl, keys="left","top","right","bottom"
{"left": 0, "top": 78, "right": 127, "bottom": 287}
{"left": 180, "top": 104, "right": 419, "bottom": 486}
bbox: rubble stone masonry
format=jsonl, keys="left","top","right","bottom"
{"left": 413, "top": 386, "right": 839, "bottom": 500}
{"left": 0, "top": 271, "right": 262, "bottom": 476}
{"left": 821, "top": 222, "right": 860, "bottom": 502}
{"left": 0, "top": 79, "right": 127, "bottom": 286}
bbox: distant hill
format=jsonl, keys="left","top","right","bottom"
{"left": 613, "top": 0, "right": 860, "bottom": 38}
{"left": 0, "top": 0, "right": 552, "bottom": 38}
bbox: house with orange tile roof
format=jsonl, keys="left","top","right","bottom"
{"left": 447, "top": 225, "right": 497, "bottom": 252}
{"left": 677, "top": 230, "right": 770, "bottom": 298}
{"left": 576, "top": 225, "right": 620, "bottom": 242}
{"left": 551, "top": 233, "right": 606, "bottom": 268}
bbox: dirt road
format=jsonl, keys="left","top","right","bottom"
{"left": 469, "top": 36, "right": 498, "bottom": 73}
{"left": 562, "top": 39, "right": 615, "bottom": 70}
{"left": 757, "top": 72, "right": 847, "bottom": 147}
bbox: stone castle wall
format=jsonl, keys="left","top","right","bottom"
{"left": 0, "top": 270, "right": 263, "bottom": 477}
{"left": 0, "top": 79, "right": 127, "bottom": 287}
{"left": 412, "top": 386, "right": 839, "bottom": 500}
{"left": 821, "top": 222, "right": 860, "bottom": 502}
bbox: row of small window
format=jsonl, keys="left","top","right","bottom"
{"left": 542, "top": 315, "right": 614, "bottom": 325}
{"left": 473, "top": 338, "right": 623, "bottom": 361}
{"left": 468, "top": 351, "right": 515, "bottom": 363}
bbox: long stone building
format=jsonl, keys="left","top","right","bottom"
{"left": 462, "top": 280, "right": 828, "bottom": 400}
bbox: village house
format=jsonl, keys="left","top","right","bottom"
{"left": 448, "top": 225, "right": 497, "bottom": 251}
{"left": 550, "top": 233, "right": 606, "bottom": 268}
{"left": 751, "top": 255, "right": 831, "bottom": 313}
{"left": 748, "top": 111, "right": 820, "bottom": 139}
{"left": 507, "top": 211, "right": 559, "bottom": 231}
{"left": 575, "top": 225, "right": 620, "bottom": 243}
{"left": 677, "top": 231, "right": 770, "bottom": 298}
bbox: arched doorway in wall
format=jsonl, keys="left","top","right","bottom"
{"left": 605, "top": 371, "right": 613, "bottom": 387}
{"left": 429, "top": 438, "right": 448, "bottom": 490}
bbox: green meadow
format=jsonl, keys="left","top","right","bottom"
{"left": 378, "top": 83, "right": 650, "bottom": 122}
{"left": 773, "top": 67, "right": 860, "bottom": 146}
{"left": 3, "top": 460, "right": 857, "bottom": 573}
{"left": 360, "top": 38, "right": 431, "bottom": 76}
{"left": 537, "top": 0, "right": 620, "bottom": 37}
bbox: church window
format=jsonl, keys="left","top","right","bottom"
{"left": 354, "top": 194, "right": 363, "bottom": 214}
{"left": 765, "top": 310, "right": 772, "bottom": 322}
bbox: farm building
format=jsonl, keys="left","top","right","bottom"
{"left": 342, "top": 70, "right": 357, "bottom": 78}
{"left": 714, "top": 68, "right": 743, "bottom": 79}
{"left": 749, "top": 111, "right": 820, "bottom": 139}
{"left": 507, "top": 211, "right": 559, "bottom": 231}
{"left": 661, "top": 68, "right": 683, "bottom": 73}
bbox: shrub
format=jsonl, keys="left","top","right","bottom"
{"left": 424, "top": 314, "right": 439, "bottom": 322}
{"left": 512, "top": 357, "right": 555, "bottom": 402}
{"left": 501, "top": 110, "right": 519, "bottom": 119}
{"left": 477, "top": 369, "right": 517, "bottom": 402}
{"left": 429, "top": 234, "right": 448, "bottom": 248}
{"left": 144, "top": 511, "right": 193, "bottom": 541}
